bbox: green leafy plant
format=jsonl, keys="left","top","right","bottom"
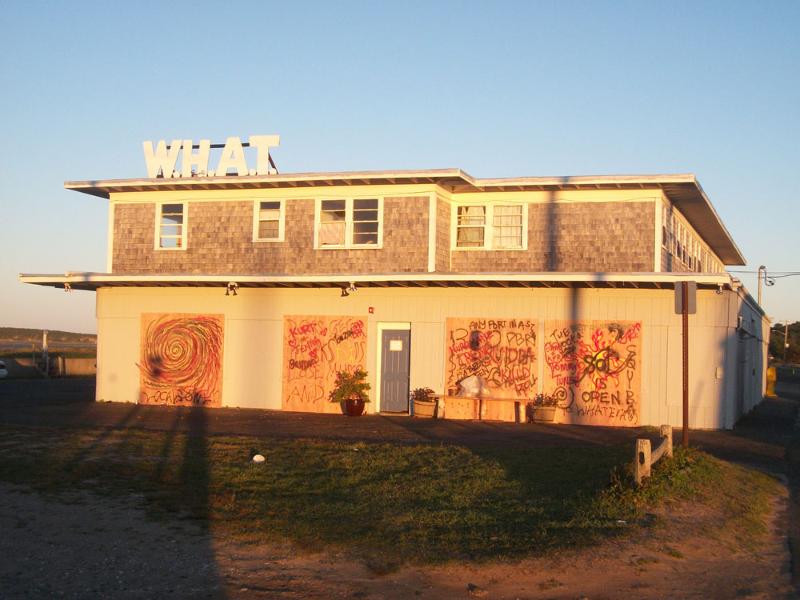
{"left": 328, "top": 369, "right": 371, "bottom": 403}
{"left": 411, "top": 387, "right": 436, "bottom": 401}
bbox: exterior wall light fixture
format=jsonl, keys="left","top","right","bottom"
{"left": 226, "top": 282, "right": 239, "bottom": 296}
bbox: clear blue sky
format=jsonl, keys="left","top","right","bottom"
{"left": 1, "top": 0, "right": 798, "bottom": 333}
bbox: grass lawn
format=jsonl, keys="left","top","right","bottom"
{"left": 0, "top": 421, "right": 778, "bottom": 566}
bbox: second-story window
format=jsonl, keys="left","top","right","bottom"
{"left": 157, "top": 203, "right": 186, "bottom": 249}
{"left": 253, "top": 200, "right": 285, "bottom": 241}
{"left": 455, "top": 204, "right": 526, "bottom": 250}
{"left": 316, "top": 198, "right": 382, "bottom": 248}
{"left": 492, "top": 205, "right": 524, "bottom": 249}
{"left": 456, "top": 206, "right": 486, "bottom": 247}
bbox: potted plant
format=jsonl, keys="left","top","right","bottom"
{"left": 527, "top": 393, "right": 558, "bottom": 423}
{"left": 329, "top": 369, "right": 371, "bottom": 416}
{"left": 411, "top": 387, "right": 437, "bottom": 418}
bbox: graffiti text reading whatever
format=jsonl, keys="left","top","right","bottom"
{"left": 543, "top": 320, "right": 642, "bottom": 426}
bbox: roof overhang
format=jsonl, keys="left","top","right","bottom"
{"left": 65, "top": 169, "right": 745, "bottom": 266}
{"left": 20, "top": 271, "right": 737, "bottom": 292}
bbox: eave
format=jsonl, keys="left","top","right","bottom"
{"left": 20, "top": 271, "right": 737, "bottom": 292}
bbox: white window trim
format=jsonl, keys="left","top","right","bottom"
{"left": 450, "top": 202, "right": 528, "bottom": 251}
{"left": 154, "top": 201, "right": 188, "bottom": 251}
{"left": 313, "top": 197, "right": 384, "bottom": 250}
{"left": 252, "top": 199, "right": 286, "bottom": 242}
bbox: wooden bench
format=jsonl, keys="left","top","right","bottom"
{"left": 431, "top": 394, "right": 527, "bottom": 423}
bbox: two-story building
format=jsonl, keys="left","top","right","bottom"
{"left": 22, "top": 141, "right": 768, "bottom": 429}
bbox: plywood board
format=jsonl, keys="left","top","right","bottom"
{"left": 543, "top": 320, "right": 642, "bottom": 426}
{"left": 282, "top": 315, "right": 368, "bottom": 413}
{"left": 139, "top": 313, "right": 224, "bottom": 406}
{"left": 445, "top": 317, "right": 537, "bottom": 421}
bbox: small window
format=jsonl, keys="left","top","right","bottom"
{"left": 157, "top": 203, "right": 186, "bottom": 249}
{"left": 492, "top": 205, "right": 524, "bottom": 249}
{"left": 319, "top": 199, "right": 347, "bottom": 247}
{"left": 454, "top": 203, "right": 525, "bottom": 250}
{"left": 316, "top": 198, "right": 382, "bottom": 248}
{"left": 254, "top": 200, "right": 284, "bottom": 241}
{"left": 352, "top": 199, "right": 379, "bottom": 245}
{"left": 456, "top": 206, "right": 486, "bottom": 247}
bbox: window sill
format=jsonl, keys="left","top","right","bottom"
{"left": 451, "top": 246, "right": 526, "bottom": 252}
{"left": 316, "top": 244, "right": 384, "bottom": 250}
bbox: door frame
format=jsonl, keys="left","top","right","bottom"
{"left": 375, "top": 322, "right": 411, "bottom": 413}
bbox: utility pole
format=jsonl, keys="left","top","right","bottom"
{"left": 757, "top": 265, "right": 766, "bottom": 306}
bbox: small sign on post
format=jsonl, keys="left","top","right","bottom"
{"left": 675, "top": 282, "right": 696, "bottom": 448}
{"left": 674, "top": 281, "right": 697, "bottom": 314}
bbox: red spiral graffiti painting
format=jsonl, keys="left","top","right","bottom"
{"left": 140, "top": 313, "right": 224, "bottom": 406}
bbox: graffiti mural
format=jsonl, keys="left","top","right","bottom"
{"left": 282, "top": 315, "right": 367, "bottom": 413}
{"left": 445, "top": 317, "right": 537, "bottom": 420}
{"left": 139, "top": 313, "right": 224, "bottom": 406}
{"left": 543, "top": 320, "right": 642, "bottom": 426}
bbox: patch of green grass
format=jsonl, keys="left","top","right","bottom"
{"left": 0, "top": 423, "right": 779, "bottom": 564}
{"left": 660, "top": 545, "right": 684, "bottom": 559}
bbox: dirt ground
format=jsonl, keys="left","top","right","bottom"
{"left": 0, "top": 479, "right": 793, "bottom": 599}
{"left": 1, "top": 379, "right": 800, "bottom": 598}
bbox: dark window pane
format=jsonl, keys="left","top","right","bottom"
{"left": 353, "top": 209, "right": 378, "bottom": 222}
{"left": 354, "top": 199, "right": 378, "bottom": 210}
{"left": 321, "top": 199, "right": 346, "bottom": 211}
{"left": 354, "top": 221, "right": 379, "bottom": 234}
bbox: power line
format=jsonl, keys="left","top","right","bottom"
{"left": 728, "top": 270, "right": 800, "bottom": 275}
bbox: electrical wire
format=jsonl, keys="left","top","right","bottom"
{"left": 728, "top": 270, "right": 800, "bottom": 275}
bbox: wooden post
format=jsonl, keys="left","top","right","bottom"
{"left": 634, "top": 439, "right": 651, "bottom": 486}
{"left": 660, "top": 425, "right": 673, "bottom": 458}
{"left": 682, "top": 282, "right": 689, "bottom": 447}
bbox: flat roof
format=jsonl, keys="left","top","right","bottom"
{"left": 64, "top": 169, "right": 745, "bottom": 265}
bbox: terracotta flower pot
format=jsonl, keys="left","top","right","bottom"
{"left": 344, "top": 397, "right": 366, "bottom": 417}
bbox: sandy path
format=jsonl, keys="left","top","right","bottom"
{"left": 1, "top": 481, "right": 794, "bottom": 599}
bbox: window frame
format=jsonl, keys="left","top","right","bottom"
{"left": 313, "top": 197, "right": 384, "bottom": 250}
{"left": 252, "top": 199, "right": 286, "bottom": 242}
{"left": 154, "top": 201, "right": 188, "bottom": 251}
{"left": 451, "top": 202, "right": 528, "bottom": 251}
